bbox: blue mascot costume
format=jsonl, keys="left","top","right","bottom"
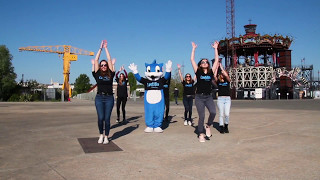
{"left": 128, "top": 60, "right": 172, "bottom": 133}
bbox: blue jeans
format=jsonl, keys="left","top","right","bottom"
{"left": 195, "top": 94, "right": 216, "bottom": 134}
{"left": 217, "top": 96, "right": 231, "bottom": 126}
{"left": 183, "top": 95, "right": 193, "bottom": 121}
{"left": 95, "top": 94, "right": 114, "bottom": 136}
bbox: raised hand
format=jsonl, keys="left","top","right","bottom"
{"left": 212, "top": 40, "right": 219, "bottom": 49}
{"left": 119, "top": 65, "right": 124, "bottom": 71}
{"left": 100, "top": 40, "right": 104, "bottom": 49}
{"left": 111, "top": 58, "right": 116, "bottom": 65}
{"left": 128, "top": 63, "right": 138, "bottom": 74}
{"left": 177, "top": 64, "right": 181, "bottom": 69}
{"left": 91, "top": 59, "right": 95, "bottom": 65}
{"left": 191, "top": 42, "right": 198, "bottom": 49}
{"left": 165, "top": 60, "right": 172, "bottom": 72}
{"left": 103, "top": 40, "right": 108, "bottom": 48}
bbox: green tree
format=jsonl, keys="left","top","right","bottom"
{"left": 0, "top": 45, "right": 17, "bottom": 101}
{"left": 73, "top": 74, "right": 91, "bottom": 95}
{"left": 128, "top": 72, "right": 137, "bottom": 94}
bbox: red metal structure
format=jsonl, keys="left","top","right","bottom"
{"left": 226, "top": 0, "right": 235, "bottom": 68}
{"left": 218, "top": 23, "right": 294, "bottom": 98}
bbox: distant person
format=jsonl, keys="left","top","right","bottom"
{"left": 115, "top": 66, "right": 128, "bottom": 124}
{"left": 174, "top": 87, "right": 179, "bottom": 105}
{"left": 214, "top": 63, "right": 231, "bottom": 134}
{"left": 91, "top": 40, "right": 115, "bottom": 144}
{"left": 163, "top": 72, "right": 171, "bottom": 122}
{"left": 190, "top": 41, "right": 220, "bottom": 143}
{"left": 177, "top": 64, "right": 195, "bottom": 126}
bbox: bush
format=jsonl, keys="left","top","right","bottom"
{"left": 8, "top": 94, "right": 20, "bottom": 102}
{"left": 19, "top": 94, "right": 32, "bottom": 102}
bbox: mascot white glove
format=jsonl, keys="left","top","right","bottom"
{"left": 165, "top": 60, "right": 172, "bottom": 72}
{"left": 128, "top": 63, "right": 138, "bottom": 74}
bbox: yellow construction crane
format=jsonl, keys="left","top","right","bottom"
{"left": 19, "top": 45, "right": 94, "bottom": 99}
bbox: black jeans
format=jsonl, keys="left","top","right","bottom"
{"left": 195, "top": 94, "right": 216, "bottom": 134}
{"left": 183, "top": 95, "right": 193, "bottom": 121}
{"left": 116, "top": 97, "right": 127, "bottom": 120}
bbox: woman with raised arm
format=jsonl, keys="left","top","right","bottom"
{"left": 190, "top": 41, "right": 220, "bottom": 143}
{"left": 214, "top": 63, "right": 231, "bottom": 134}
{"left": 91, "top": 40, "right": 115, "bottom": 144}
{"left": 115, "top": 65, "right": 129, "bottom": 124}
{"left": 177, "top": 64, "right": 195, "bottom": 126}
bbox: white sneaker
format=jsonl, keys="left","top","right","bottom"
{"left": 184, "top": 120, "right": 188, "bottom": 126}
{"left": 199, "top": 134, "right": 206, "bottom": 143}
{"left": 188, "top": 121, "right": 192, "bottom": 126}
{"left": 103, "top": 137, "right": 109, "bottom": 144}
{"left": 144, "top": 127, "right": 154, "bottom": 133}
{"left": 154, "top": 127, "right": 163, "bottom": 133}
{"left": 98, "top": 134, "right": 104, "bottom": 144}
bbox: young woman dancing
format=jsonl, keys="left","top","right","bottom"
{"left": 177, "top": 64, "right": 195, "bottom": 126}
{"left": 91, "top": 40, "right": 115, "bottom": 144}
{"left": 115, "top": 66, "right": 128, "bottom": 124}
{"left": 214, "top": 63, "right": 231, "bottom": 134}
{"left": 190, "top": 41, "right": 220, "bottom": 142}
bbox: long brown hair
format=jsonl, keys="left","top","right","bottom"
{"left": 185, "top": 73, "right": 194, "bottom": 84}
{"left": 100, "top": 60, "right": 111, "bottom": 78}
{"left": 119, "top": 73, "right": 125, "bottom": 85}
{"left": 197, "top": 58, "right": 212, "bottom": 74}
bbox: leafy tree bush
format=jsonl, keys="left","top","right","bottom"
{"left": 0, "top": 45, "right": 17, "bottom": 101}
{"left": 73, "top": 74, "right": 91, "bottom": 95}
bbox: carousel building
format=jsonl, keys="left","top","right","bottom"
{"left": 218, "top": 24, "right": 294, "bottom": 99}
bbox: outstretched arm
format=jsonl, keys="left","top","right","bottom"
{"left": 91, "top": 59, "right": 95, "bottom": 72}
{"left": 94, "top": 40, "right": 104, "bottom": 72}
{"left": 123, "top": 68, "right": 128, "bottom": 79}
{"left": 190, "top": 42, "right": 198, "bottom": 73}
{"left": 213, "top": 59, "right": 219, "bottom": 82}
{"left": 211, "top": 41, "right": 220, "bottom": 75}
{"left": 220, "top": 63, "right": 231, "bottom": 82}
{"left": 116, "top": 70, "right": 120, "bottom": 78}
{"left": 177, "top": 64, "right": 183, "bottom": 82}
{"left": 164, "top": 60, "right": 172, "bottom": 80}
{"left": 103, "top": 40, "right": 114, "bottom": 72}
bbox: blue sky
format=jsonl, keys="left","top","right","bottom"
{"left": 1, "top": 0, "right": 319, "bottom": 84}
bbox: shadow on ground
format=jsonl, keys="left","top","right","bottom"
{"left": 161, "top": 115, "right": 177, "bottom": 130}
{"left": 111, "top": 124, "right": 140, "bottom": 141}
{"left": 110, "top": 116, "right": 142, "bottom": 129}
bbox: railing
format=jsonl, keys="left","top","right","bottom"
{"left": 75, "top": 92, "right": 96, "bottom": 101}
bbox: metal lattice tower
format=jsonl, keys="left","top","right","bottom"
{"left": 226, "top": 0, "right": 235, "bottom": 39}
{"left": 226, "top": 0, "right": 235, "bottom": 68}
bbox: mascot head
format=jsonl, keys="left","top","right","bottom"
{"left": 145, "top": 60, "right": 163, "bottom": 81}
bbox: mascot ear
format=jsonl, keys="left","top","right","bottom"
{"left": 145, "top": 63, "right": 149, "bottom": 67}
{"left": 159, "top": 63, "right": 163, "bottom": 68}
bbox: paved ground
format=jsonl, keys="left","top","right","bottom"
{"left": 0, "top": 99, "right": 319, "bottom": 180}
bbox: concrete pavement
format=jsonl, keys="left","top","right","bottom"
{"left": 0, "top": 99, "right": 319, "bottom": 180}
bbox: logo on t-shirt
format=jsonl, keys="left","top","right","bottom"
{"left": 185, "top": 84, "right": 193, "bottom": 87}
{"left": 200, "top": 75, "right": 211, "bottom": 81}
{"left": 99, "top": 76, "right": 110, "bottom": 81}
{"left": 219, "top": 82, "right": 228, "bottom": 86}
{"left": 147, "top": 82, "right": 160, "bottom": 88}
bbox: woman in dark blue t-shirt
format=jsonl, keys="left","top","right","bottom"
{"left": 214, "top": 63, "right": 231, "bottom": 134}
{"left": 115, "top": 66, "right": 128, "bottom": 124}
{"left": 190, "top": 41, "right": 220, "bottom": 143}
{"left": 177, "top": 64, "right": 195, "bottom": 126}
{"left": 91, "top": 40, "right": 115, "bottom": 145}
